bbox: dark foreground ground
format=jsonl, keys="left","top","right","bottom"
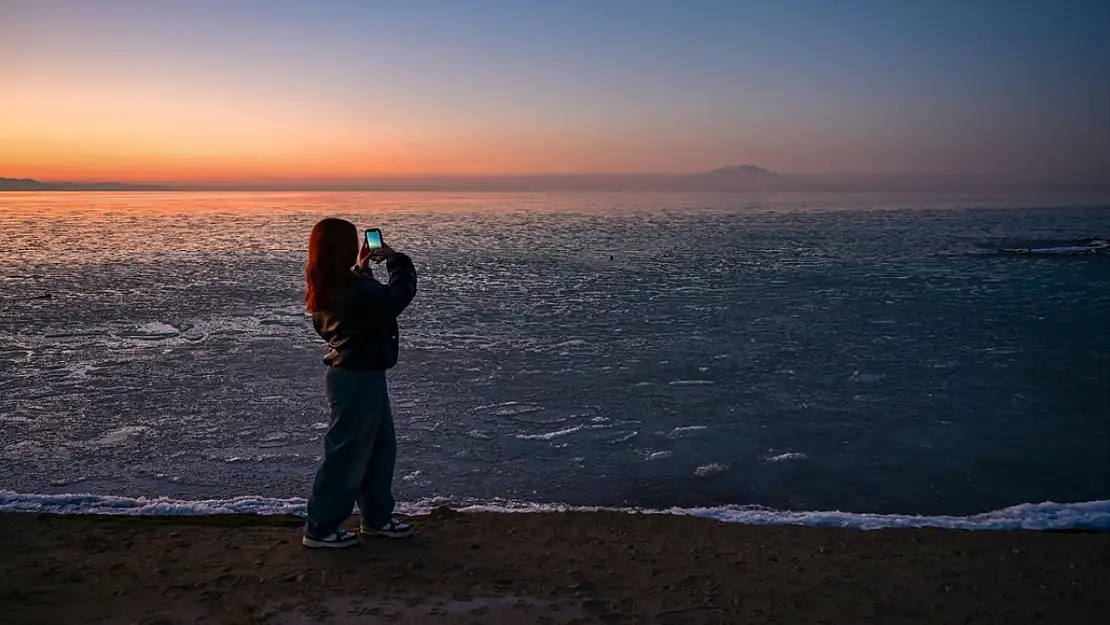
{"left": 1, "top": 510, "right": 1107, "bottom": 625}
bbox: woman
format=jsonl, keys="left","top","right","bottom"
{"left": 302, "top": 217, "right": 418, "bottom": 548}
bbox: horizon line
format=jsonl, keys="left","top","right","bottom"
{"left": 9, "top": 170, "right": 1110, "bottom": 187}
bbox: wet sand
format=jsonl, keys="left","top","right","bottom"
{"left": 1, "top": 509, "right": 1107, "bottom": 624}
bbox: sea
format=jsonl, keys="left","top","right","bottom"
{"left": 1, "top": 190, "right": 1108, "bottom": 530}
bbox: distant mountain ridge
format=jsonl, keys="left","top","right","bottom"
{"left": 701, "top": 165, "right": 782, "bottom": 179}
{"left": 0, "top": 177, "right": 165, "bottom": 191}
{"left": 692, "top": 164, "right": 785, "bottom": 190}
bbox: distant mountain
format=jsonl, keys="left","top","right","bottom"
{"left": 0, "top": 178, "right": 52, "bottom": 190}
{"left": 701, "top": 165, "right": 782, "bottom": 180}
{"left": 0, "top": 177, "right": 165, "bottom": 191}
{"left": 688, "top": 165, "right": 786, "bottom": 190}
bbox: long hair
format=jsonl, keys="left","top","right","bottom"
{"left": 305, "top": 218, "right": 358, "bottom": 313}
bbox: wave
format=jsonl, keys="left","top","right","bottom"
{"left": 1000, "top": 237, "right": 1109, "bottom": 255}
{"left": 1, "top": 490, "right": 1107, "bottom": 531}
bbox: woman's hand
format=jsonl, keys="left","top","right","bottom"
{"left": 371, "top": 243, "right": 396, "bottom": 263}
{"left": 359, "top": 242, "right": 395, "bottom": 270}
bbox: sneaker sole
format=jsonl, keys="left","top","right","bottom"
{"left": 301, "top": 536, "right": 361, "bottom": 549}
{"left": 360, "top": 529, "right": 413, "bottom": 539}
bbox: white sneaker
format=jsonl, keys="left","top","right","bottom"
{"left": 360, "top": 519, "right": 413, "bottom": 539}
{"left": 301, "top": 528, "right": 361, "bottom": 549}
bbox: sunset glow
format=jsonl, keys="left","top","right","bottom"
{"left": 2, "top": 0, "right": 1107, "bottom": 185}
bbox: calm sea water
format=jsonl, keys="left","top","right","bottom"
{"left": 1, "top": 191, "right": 1107, "bottom": 516}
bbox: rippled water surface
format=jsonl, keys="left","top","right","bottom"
{"left": 1, "top": 191, "right": 1108, "bottom": 515}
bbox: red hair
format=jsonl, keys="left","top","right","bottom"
{"left": 305, "top": 218, "right": 358, "bottom": 313}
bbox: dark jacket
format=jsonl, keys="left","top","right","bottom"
{"left": 312, "top": 252, "right": 418, "bottom": 370}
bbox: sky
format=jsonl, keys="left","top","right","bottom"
{"left": 1, "top": 0, "right": 1108, "bottom": 184}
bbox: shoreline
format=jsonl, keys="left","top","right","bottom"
{"left": 3, "top": 490, "right": 1109, "bottom": 532}
{"left": 2, "top": 510, "right": 1107, "bottom": 624}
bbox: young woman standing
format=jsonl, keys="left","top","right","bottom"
{"left": 302, "top": 218, "right": 418, "bottom": 548}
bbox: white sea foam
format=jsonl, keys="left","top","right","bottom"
{"left": 850, "top": 371, "right": 886, "bottom": 383}
{"left": 764, "top": 452, "right": 807, "bottom": 462}
{"left": 695, "top": 462, "right": 728, "bottom": 477}
{"left": 515, "top": 423, "right": 611, "bottom": 440}
{"left": 478, "top": 402, "right": 543, "bottom": 416}
{"left": 2, "top": 490, "right": 1106, "bottom": 531}
{"left": 608, "top": 431, "right": 639, "bottom": 444}
{"left": 552, "top": 339, "right": 586, "bottom": 348}
{"left": 663, "top": 425, "right": 708, "bottom": 438}
{"left": 0, "top": 440, "right": 46, "bottom": 460}
{"left": 0, "top": 415, "right": 33, "bottom": 423}
{"left": 89, "top": 426, "right": 149, "bottom": 446}
{"left": 132, "top": 322, "right": 180, "bottom": 337}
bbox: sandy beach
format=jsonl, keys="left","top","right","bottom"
{"left": 1, "top": 509, "right": 1107, "bottom": 625}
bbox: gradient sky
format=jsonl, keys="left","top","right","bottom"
{"left": 1, "top": 0, "right": 1108, "bottom": 183}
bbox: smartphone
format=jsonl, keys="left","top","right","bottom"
{"left": 364, "top": 228, "right": 383, "bottom": 252}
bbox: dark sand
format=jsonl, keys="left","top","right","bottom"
{"left": 1, "top": 509, "right": 1107, "bottom": 624}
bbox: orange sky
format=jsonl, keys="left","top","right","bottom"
{"left": 0, "top": 83, "right": 747, "bottom": 182}
{"left": 1, "top": 72, "right": 820, "bottom": 182}
{"left": 2, "top": 1, "right": 1107, "bottom": 185}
